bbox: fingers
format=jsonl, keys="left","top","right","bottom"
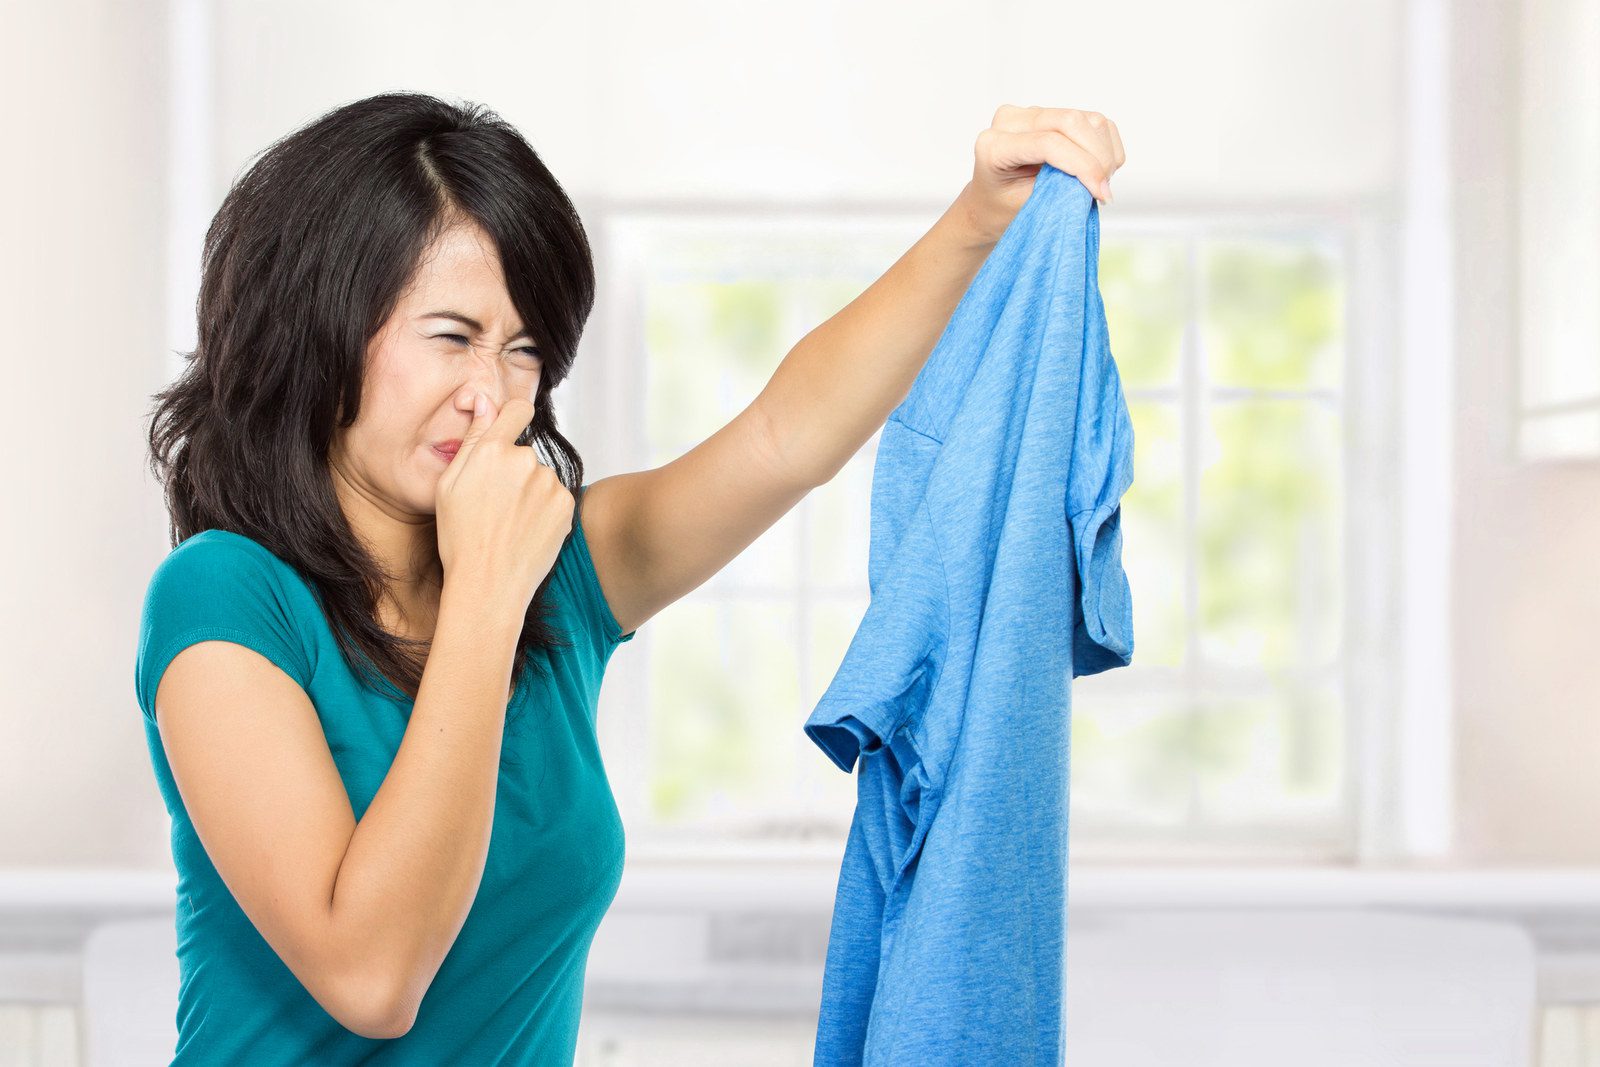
{"left": 483, "top": 396, "right": 534, "bottom": 445}
{"left": 452, "top": 394, "right": 533, "bottom": 467}
{"left": 1105, "top": 118, "right": 1126, "bottom": 172}
{"left": 984, "top": 127, "right": 1112, "bottom": 202}
{"left": 1045, "top": 129, "right": 1112, "bottom": 201}
{"left": 987, "top": 105, "right": 1122, "bottom": 200}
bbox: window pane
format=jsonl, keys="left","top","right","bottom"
{"left": 1190, "top": 682, "right": 1345, "bottom": 825}
{"left": 805, "top": 435, "right": 876, "bottom": 590}
{"left": 1122, "top": 400, "right": 1184, "bottom": 667}
{"left": 1202, "top": 238, "right": 1343, "bottom": 392}
{"left": 1197, "top": 398, "right": 1343, "bottom": 670}
{"left": 1070, "top": 680, "right": 1347, "bottom": 840}
{"left": 649, "top": 600, "right": 799, "bottom": 830}
{"left": 1100, "top": 236, "right": 1187, "bottom": 390}
{"left": 645, "top": 278, "right": 786, "bottom": 449}
{"left": 1069, "top": 690, "right": 1194, "bottom": 829}
{"left": 648, "top": 600, "right": 746, "bottom": 825}
{"left": 645, "top": 281, "right": 732, "bottom": 447}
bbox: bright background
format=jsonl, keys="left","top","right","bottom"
{"left": 2, "top": 0, "right": 1599, "bottom": 1063}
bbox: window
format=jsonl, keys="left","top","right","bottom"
{"left": 1074, "top": 226, "right": 1354, "bottom": 861}
{"left": 1515, "top": 0, "right": 1600, "bottom": 461}
{"left": 601, "top": 205, "right": 1364, "bottom": 862}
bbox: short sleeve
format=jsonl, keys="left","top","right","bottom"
{"left": 803, "top": 501, "right": 948, "bottom": 773}
{"left": 569, "top": 484, "right": 637, "bottom": 648}
{"left": 134, "top": 532, "right": 314, "bottom": 726}
{"left": 1067, "top": 289, "right": 1136, "bottom": 678}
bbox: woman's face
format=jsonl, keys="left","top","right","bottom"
{"left": 329, "top": 220, "right": 543, "bottom": 518}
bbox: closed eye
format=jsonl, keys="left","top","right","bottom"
{"left": 437, "top": 335, "right": 542, "bottom": 365}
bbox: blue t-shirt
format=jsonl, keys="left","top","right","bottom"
{"left": 802, "top": 163, "right": 1135, "bottom": 1066}
{"left": 134, "top": 484, "right": 635, "bottom": 1065}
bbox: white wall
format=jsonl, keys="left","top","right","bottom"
{"left": 206, "top": 0, "right": 1400, "bottom": 208}
{"left": 0, "top": 0, "right": 175, "bottom": 866}
{"left": 1450, "top": 0, "right": 1600, "bottom": 863}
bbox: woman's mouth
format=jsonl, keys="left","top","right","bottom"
{"left": 431, "top": 444, "right": 459, "bottom": 463}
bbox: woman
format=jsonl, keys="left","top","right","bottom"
{"left": 135, "top": 90, "right": 1122, "bottom": 1064}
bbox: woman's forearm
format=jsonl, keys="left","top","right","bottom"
{"left": 326, "top": 577, "right": 524, "bottom": 1033}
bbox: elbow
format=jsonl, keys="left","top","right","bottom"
{"left": 353, "top": 997, "right": 416, "bottom": 1042}
{"left": 328, "top": 967, "right": 418, "bottom": 1041}
{"left": 363, "top": 1006, "right": 418, "bottom": 1042}
{"left": 310, "top": 906, "right": 426, "bottom": 1039}
{"left": 752, "top": 396, "right": 830, "bottom": 492}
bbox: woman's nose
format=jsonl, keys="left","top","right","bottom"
{"left": 458, "top": 343, "right": 511, "bottom": 406}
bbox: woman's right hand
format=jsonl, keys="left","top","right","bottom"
{"left": 434, "top": 395, "right": 574, "bottom": 616}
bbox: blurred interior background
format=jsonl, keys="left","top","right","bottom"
{"left": 1, "top": 0, "right": 1598, "bottom": 1063}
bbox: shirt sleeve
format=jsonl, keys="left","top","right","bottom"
{"left": 803, "top": 500, "right": 948, "bottom": 774}
{"left": 134, "top": 533, "right": 315, "bottom": 726}
{"left": 567, "top": 484, "right": 638, "bottom": 650}
{"left": 1067, "top": 282, "right": 1137, "bottom": 678}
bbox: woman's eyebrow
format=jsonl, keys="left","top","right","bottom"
{"left": 418, "top": 310, "right": 531, "bottom": 340}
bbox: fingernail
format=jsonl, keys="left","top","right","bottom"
{"left": 474, "top": 394, "right": 486, "bottom": 416}
{"left": 1100, "top": 179, "right": 1113, "bottom": 201}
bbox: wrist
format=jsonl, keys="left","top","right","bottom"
{"left": 439, "top": 575, "right": 527, "bottom": 637}
{"left": 946, "top": 184, "right": 1002, "bottom": 253}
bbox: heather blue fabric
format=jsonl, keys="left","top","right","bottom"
{"left": 802, "top": 162, "right": 1136, "bottom": 1066}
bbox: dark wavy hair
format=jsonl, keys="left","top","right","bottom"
{"left": 144, "top": 91, "right": 594, "bottom": 711}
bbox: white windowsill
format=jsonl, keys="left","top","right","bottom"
{"left": 10, "top": 863, "right": 1600, "bottom": 927}
{"left": 7, "top": 864, "right": 1600, "bottom": 1009}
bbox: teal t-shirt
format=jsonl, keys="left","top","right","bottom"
{"left": 133, "top": 484, "right": 636, "bottom": 1065}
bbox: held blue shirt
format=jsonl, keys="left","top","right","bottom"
{"left": 133, "top": 484, "right": 634, "bottom": 1065}
{"left": 803, "top": 163, "right": 1136, "bottom": 1066}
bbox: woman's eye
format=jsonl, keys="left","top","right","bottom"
{"left": 435, "top": 335, "right": 540, "bottom": 367}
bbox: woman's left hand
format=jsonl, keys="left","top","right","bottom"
{"left": 955, "top": 104, "right": 1126, "bottom": 247}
